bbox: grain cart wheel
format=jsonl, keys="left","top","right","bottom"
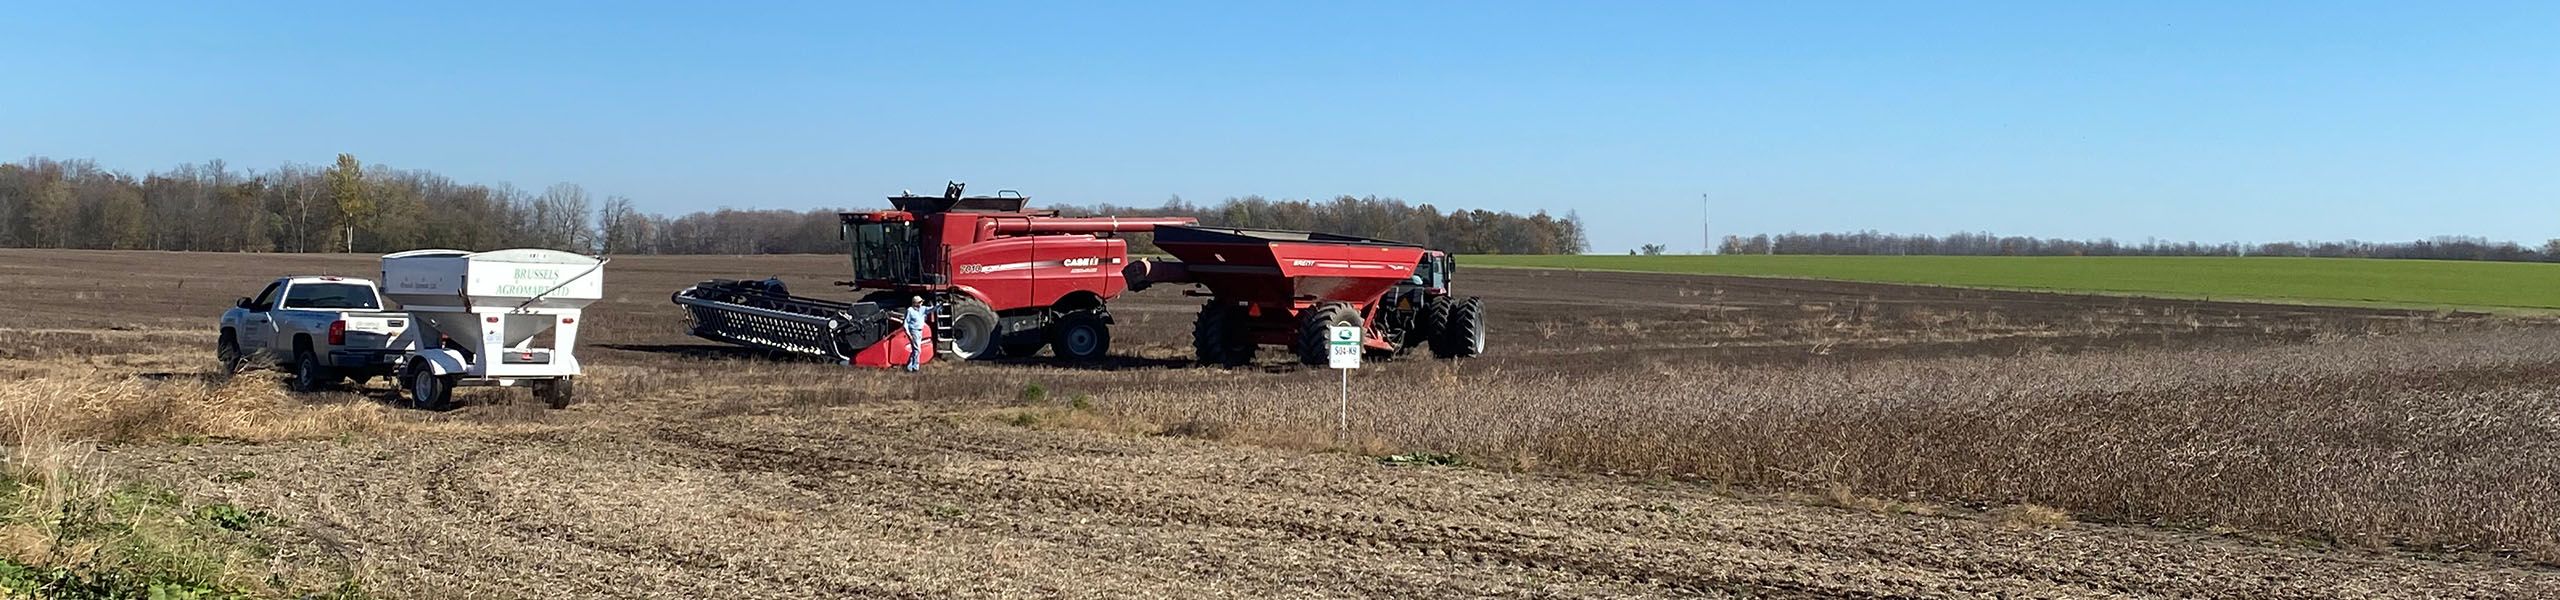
{"left": 1191, "top": 302, "right": 1251, "bottom": 367}
{"left": 404, "top": 365, "right": 455, "bottom": 411}
{"left": 217, "top": 331, "right": 245, "bottom": 376}
{"left": 536, "top": 377, "right": 578, "bottom": 409}
{"left": 945, "top": 297, "right": 1000, "bottom": 360}
{"left": 1050, "top": 311, "right": 1113, "bottom": 361}
{"left": 1432, "top": 297, "right": 1487, "bottom": 359}
{"left": 1295, "top": 302, "right": 1361, "bottom": 366}
{"left": 291, "top": 347, "right": 340, "bottom": 393}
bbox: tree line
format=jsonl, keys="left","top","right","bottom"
{"left": 0, "top": 155, "right": 1584, "bottom": 256}
{"left": 1714, "top": 231, "right": 2560, "bottom": 262}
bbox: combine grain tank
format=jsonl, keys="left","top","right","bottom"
{"left": 381, "top": 249, "right": 604, "bottom": 409}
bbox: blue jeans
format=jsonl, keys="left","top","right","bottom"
{"left": 905, "top": 329, "right": 925, "bottom": 371}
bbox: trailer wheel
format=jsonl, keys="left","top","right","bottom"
{"left": 1433, "top": 297, "right": 1486, "bottom": 359}
{"left": 1050, "top": 311, "right": 1112, "bottom": 361}
{"left": 1191, "top": 302, "right": 1250, "bottom": 367}
{"left": 291, "top": 348, "right": 340, "bottom": 393}
{"left": 1295, "top": 301, "right": 1361, "bottom": 366}
{"left": 946, "top": 298, "right": 1000, "bottom": 360}
{"left": 537, "top": 377, "right": 577, "bottom": 409}
{"left": 405, "top": 366, "right": 455, "bottom": 411}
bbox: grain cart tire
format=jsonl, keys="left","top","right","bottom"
{"left": 1433, "top": 297, "right": 1487, "bottom": 359}
{"left": 1050, "top": 311, "right": 1113, "bottom": 361}
{"left": 291, "top": 347, "right": 340, "bottom": 393}
{"left": 404, "top": 365, "right": 456, "bottom": 411}
{"left": 217, "top": 331, "right": 244, "bottom": 376}
{"left": 1295, "top": 302, "right": 1361, "bottom": 366}
{"left": 537, "top": 377, "right": 577, "bottom": 409}
{"left": 945, "top": 297, "right": 1000, "bottom": 360}
{"left": 1191, "top": 302, "right": 1250, "bottom": 367}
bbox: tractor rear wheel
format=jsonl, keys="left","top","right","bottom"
{"left": 1413, "top": 296, "right": 1453, "bottom": 349}
{"left": 1191, "top": 302, "right": 1250, "bottom": 367}
{"left": 944, "top": 297, "right": 999, "bottom": 360}
{"left": 1050, "top": 311, "right": 1112, "bottom": 361}
{"left": 1432, "top": 297, "right": 1486, "bottom": 359}
{"left": 1295, "top": 302, "right": 1361, "bottom": 366}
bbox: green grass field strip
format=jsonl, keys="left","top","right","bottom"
{"left": 1466, "top": 255, "right": 2560, "bottom": 312}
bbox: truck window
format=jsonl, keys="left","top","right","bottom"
{"left": 249, "top": 282, "right": 283, "bottom": 311}
{"left": 283, "top": 283, "right": 381, "bottom": 310}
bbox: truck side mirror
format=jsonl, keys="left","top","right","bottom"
{"left": 235, "top": 297, "right": 253, "bottom": 309}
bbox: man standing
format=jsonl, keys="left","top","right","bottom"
{"left": 892, "top": 296, "right": 937, "bottom": 372}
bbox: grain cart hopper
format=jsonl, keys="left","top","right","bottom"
{"left": 673, "top": 182, "right": 1195, "bottom": 365}
{"left": 381, "top": 249, "right": 604, "bottom": 409}
{"left": 1125, "top": 226, "right": 1487, "bottom": 366}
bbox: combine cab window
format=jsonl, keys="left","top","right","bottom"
{"left": 849, "top": 220, "right": 924, "bottom": 284}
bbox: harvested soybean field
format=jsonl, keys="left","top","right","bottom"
{"left": 5, "top": 248, "right": 2560, "bottom": 599}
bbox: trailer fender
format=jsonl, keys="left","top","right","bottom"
{"left": 406, "top": 349, "right": 471, "bottom": 376}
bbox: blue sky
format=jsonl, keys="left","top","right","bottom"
{"left": 3, "top": 2, "right": 2554, "bottom": 253}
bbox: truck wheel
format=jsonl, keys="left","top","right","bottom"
{"left": 537, "top": 377, "right": 577, "bottom": 409}
{"left": 945, "top": 298, "right": 999, "bottom": 360}
{"left": 217, "top": 331, "right": 244, "bottom": 376}
{"left": 1433, "top": 297, "right": 1486, "bottom": 359}
{"left": 406, "top": 366, "right": 455, "bottom": 410}
{"left": 291, "top": 349, "right": 340, "bottom": 393}
{"left": 1191, "top": 302, "right": 1250, "bottom": 367}
{"left": 1295, "top": 302, "right": 1360, "bottom": 366}
{"left": 1050, "top": 311, "right": 1112, "bottom": 361}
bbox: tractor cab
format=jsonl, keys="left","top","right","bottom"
{"left": 1407, "top": 251, "right": 1454, "bottom": 293}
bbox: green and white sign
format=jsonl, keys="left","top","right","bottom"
{"left": 1327, "top": 325, "right": 1361, "bottom": 369}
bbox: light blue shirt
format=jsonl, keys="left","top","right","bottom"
{"left": 903, "top": 304, "right": 934, "bottom": 333}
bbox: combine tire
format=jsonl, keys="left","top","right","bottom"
{"left": 536, "top": 377, "right": 578, "bottom": 409}
{"left": 1050, "top": 311, "right": 1112, "bottom": 361}
{"left": 1433, "top": 297, "right": 1486, "bottom": 359}
{"left": 1191, "top": 302, "right": 1251, "bottom": 367}
{"left": 290, "top": 347, "right": 339, "bottom": 393}
{"left": 945, "top": 297, "right": 999, "bottom": 360}
{"left": 1295, "top": 302, "right": 1361, "bottom": 366}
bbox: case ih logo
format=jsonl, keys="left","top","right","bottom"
{"left": 958, "top": 258, "right": 1103, "bottom": 275}
{"left": 1060, "top": 257, "right": 1101, "bottom": 267}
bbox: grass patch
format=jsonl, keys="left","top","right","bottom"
{"left": 1470, "top": 255, "right": 2560, "bottom": 311}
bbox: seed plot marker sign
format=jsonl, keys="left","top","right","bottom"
{"left": 1329, "top": 325, "right": 1360, "bottom": 436}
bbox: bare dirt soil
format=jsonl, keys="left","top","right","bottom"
{"left": 6, "top": 249, "right": 2557, "bottom": 598}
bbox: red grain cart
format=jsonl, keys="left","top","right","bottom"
{"left": 1131, "top": 226, "right": 1486, "bottom": 366}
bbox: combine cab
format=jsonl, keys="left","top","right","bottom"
{"left": 674, "top": 183, "right": 1193, "bottom": 366}
{"left": 1130, "top": 226, "right": 1487, "bottom": 366}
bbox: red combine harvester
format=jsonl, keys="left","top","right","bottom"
{"left": 1128, "top": 226, "right": 1487, "bottom": 366}
{"left": 673, "top": 183, "right": 1195, "bottom": 366}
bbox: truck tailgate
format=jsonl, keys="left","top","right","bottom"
{"left": 340, "top": 312, "right": 413, "bottom": 349}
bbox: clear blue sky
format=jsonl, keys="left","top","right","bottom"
{"left": 4, "top": 2, "right": 2555, "bottom": 253}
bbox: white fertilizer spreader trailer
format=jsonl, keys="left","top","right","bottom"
{"left": 380, "top": 249, "right": 605, "bottom": 410}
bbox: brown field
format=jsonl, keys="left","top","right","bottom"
{"left": 5, "top": 248, "right": 2559, "bottom": 598}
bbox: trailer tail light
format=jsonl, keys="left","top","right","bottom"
{"left": 561, "top": 317, "right": 574, "bottom": 324}
{"left": 328, "top": 320, "right": 347, "bottom": 345}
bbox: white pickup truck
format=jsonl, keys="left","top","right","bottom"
{"left": 217, "top": 276, "right": 414, "bottom": 392}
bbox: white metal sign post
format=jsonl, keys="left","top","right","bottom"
{"left": 1328, "top": 325, "right": 1361, "bottom": 437}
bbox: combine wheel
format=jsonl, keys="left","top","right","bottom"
{"left": 1050, "top": 311, "right": 1113, "bottom": 361}
{"left": 536, "top": 377, "right": 578, "bottom": 409}
{"left": 944, "top": 297, "right": 999, "bottom": 360}
{"left": 1191, "top": 302, "right": 1251, "bottom": 367}
{"left": 1295, "top": 301, "right": 1361, "bottom": 366}
{"left": 1432, "top": 297, "right": 1486, "bottom": 359}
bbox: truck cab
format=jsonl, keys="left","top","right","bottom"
{"left": 217, "top": 276, "right": 413, "bottom": 391}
